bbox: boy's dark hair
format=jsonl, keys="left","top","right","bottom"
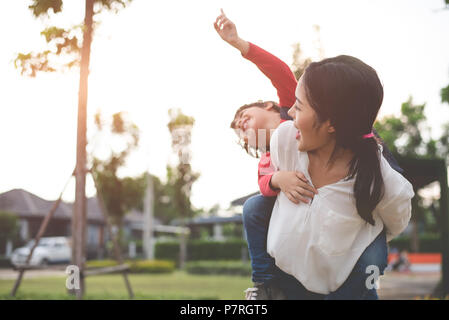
{"left": 230, "top": 101, "right": 280, "bottom": 129}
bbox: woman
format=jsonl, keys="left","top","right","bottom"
{"left": 214, "top": 10, "right": 405, "bottom": 300}
{"left": 267, "top": 56, "right": 415, "bottom": 296}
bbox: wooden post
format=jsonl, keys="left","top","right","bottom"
{"left": 10, "top": 198, "right": 63, "bottom": 296}
{"left": 179, "top": 224, "right": 187, "bottom": 269}
{"left": 439, "top": 160, "right": 449, "bottom": 297}
{"left": 84, "top": 264, "right": 130, "bottom": 277}
{"left": 10, "top": 172, "right": 73, "bottom": 297}
{"left": 143, "top": 173, "right": 155, "bottom": 260}
{"left": 73, "top": 0, "right": 94, "bottom": 300}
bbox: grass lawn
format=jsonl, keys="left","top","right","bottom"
{"left": 0, "top": 271, "right": 252, "bottom": 300}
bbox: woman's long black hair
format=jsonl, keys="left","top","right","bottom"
{"left": 303, "top": 55, "right": 384, "bottom": 225}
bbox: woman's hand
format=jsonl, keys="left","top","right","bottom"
{"left": 270, "top": 171, "right": 318, "bottom": 204}
{"left": 214, "top": 9, "right": 249, "bottom": 55}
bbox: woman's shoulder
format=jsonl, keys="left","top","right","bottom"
{"left": 272, "top": 120, "right": 296, "bottom": 143}
{"left": 276, "top": 120, "right": 296, "bottom": 134}
{"left": 270, "top": 120, "right": 301, "bottom": 167}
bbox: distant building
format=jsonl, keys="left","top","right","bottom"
{"left": 230, "top": 191, "right": 259, "bottom": 208}
{"left": 0, "top": 189, "right": 150, "bottom": 258}
{"left": 172, "top": 192, "right": 260, "bottom": 241}
{"left": 0, "top": 188, "right": 260, "bottom": 257}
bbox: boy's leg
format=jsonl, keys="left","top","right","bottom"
{"left": 325, "top": 228, "right": 388, "bottom": 300}
{"left": 243, "top": 195, "right": 288, "bottom": 299}
{"left": 242, "top": 194, "right": 277, "bottom": 284}
{"left": 275, "top": 266, "right": 325, "bottom": 300}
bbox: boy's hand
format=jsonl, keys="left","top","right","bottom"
{"left": 214, "top": 9, "right": 249, "bottom": 54}
{"left": 214, "top": 9, "right": 239, "bottom": 44}
{"left": 271, "top": 171, "right": 318, "bottom": 205}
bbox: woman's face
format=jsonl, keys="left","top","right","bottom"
{"left": 288, "top": 76, "right": 334, "bottom": 152}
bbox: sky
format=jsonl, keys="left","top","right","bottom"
{"left": 1, "top": 0, "right": 449, "bottom": 213}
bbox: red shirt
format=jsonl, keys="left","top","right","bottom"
{"left": 242, "top": 42, "right": 297, "bottom": 197}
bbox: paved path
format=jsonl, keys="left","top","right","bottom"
{"left": 0, "top": 267, "right": 67, "bottom": 280}
{"left": 378, "top": 271, "right": 441, "bottom": 300}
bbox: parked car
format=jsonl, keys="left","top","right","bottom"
{"left": 10, "top": 237, "right": 72, "bottom": 267}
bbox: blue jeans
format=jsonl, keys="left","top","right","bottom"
{"left": 242, "top": 194, "right": 388, "bottom": 300}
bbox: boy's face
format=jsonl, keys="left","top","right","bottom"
{"left": 233, "top": 104, "right": 280, "bottom": 150}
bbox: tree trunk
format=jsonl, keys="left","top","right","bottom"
{"left": 179, "top": 228, "right": 187, "bottom": 269}
{"left": 410, "top": 220, "right": 419, "bottom": 252}
{"left": 410, "top": 197, "right": 420, "bottom": 253}
{"left": 143, "top": 173, "right": 155, "bottom": 260}
{"left": 72, "top": 0, "right": 94, "bottom": 300}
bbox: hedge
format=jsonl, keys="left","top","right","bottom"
{"left": 0, "top": 257, "right": 12, "bottom": 268}
{"left": 185, "top": 260, "right": 252, "bottom": 276}
{"left": 153, "top": 234, "right": 443, "bottom": 262}
{"left": 129, "top": 260, "right": 175, "bottom": 274}
{"left": 85, "top": 259, "right": 175, "bottom": 274}
{"left": 388, "top": 233, "right": 442, "bottom": 253}
{"left": 155, "top": 239, "right": 248, "bottom": 262}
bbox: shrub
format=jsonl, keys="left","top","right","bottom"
{"left": 185, "top": 260, "right": 251, "bottom": 276}
{"left": 128, "top": 260, "right": 175, "bottom": 274}
{"left": 389, "top": 233, "right": 441, "bottom": 253}
{"left": 85, "top": 259, "right": 119, "bottom": 269}
{"left": 0, "top": 256, "right": 12, "bottom": 268}
{"left": 0, "top": 211, "right": 19, "bottom": 256}
{"left": 155, "top": 239, "right": 248, "bottom": 262}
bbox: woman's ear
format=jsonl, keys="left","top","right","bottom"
{"left": 326, "top": 120, "right": 336, "bottom": 134}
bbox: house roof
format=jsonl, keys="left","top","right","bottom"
{"left": 123, "top": 209, "right": 162, "bottom": 227}
{"left": 172, "top": 214, "right": 243, "bottom": 226}
{"left": 0, "top": 189, "right": 104, "bottom": 223}
{"left": 230, "top": 191, "right": 260, "bottom": 207}
{"left": 187, "top": 215, "right": 243, "bottom": 225}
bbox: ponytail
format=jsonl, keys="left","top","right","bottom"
{"left": 347, "top": 135, "right": 384, "bottom": 225}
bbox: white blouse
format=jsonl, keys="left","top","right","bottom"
{"left": 267, "top": 121, "right": 415, "bottom": 294}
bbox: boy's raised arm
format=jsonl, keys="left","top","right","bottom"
{"left": 214, "top": 10, "right": 296, "bottom": 108}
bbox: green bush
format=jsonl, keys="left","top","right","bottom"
{"left": 0, "top": 256, "right": 12, "bottom": 268}
{"left": 128, "top": 260, "right": 175, "bottom": 274}
{"left": 389, "top": 233, "right": 441, "bottom": 252}
{"left": 0, "top": 211, "right": 19, "bottom": 256}
{"left": 185, "top": 260, "right": 251, "bottom": 276}
{"left": 85, "top": 259, "right": 119, "bottom": 269}
{"left": 85, "top": 259, "right": 175, "bottom": 274}
{"left": 155, "top": 239, "right": 248, "bottom": 262}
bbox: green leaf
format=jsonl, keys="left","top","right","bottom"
{"left": 441, "top": 84, "right": 449, "bottom": 104}
{"left": 29, "top": 0, "right": 63, "bottom": 17}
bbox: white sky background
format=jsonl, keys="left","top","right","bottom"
{"left": 0, "top": 0, "right": 448, "bottom": 212}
